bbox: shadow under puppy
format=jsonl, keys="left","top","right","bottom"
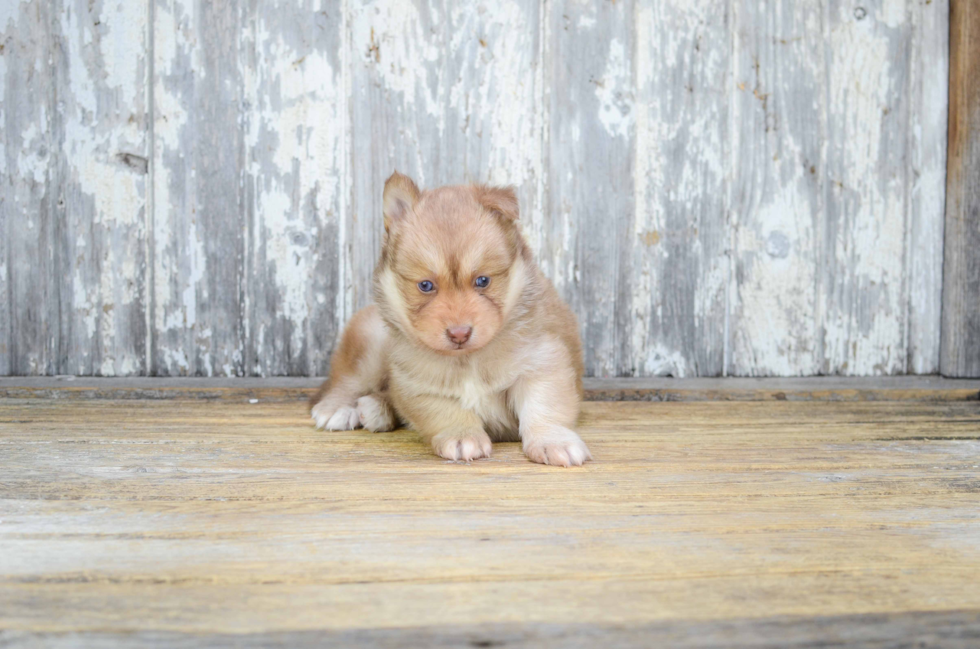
{"left": 310, "top": 171, "right": 591, "bottom": 467}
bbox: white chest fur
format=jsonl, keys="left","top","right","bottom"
{"left": 390, "top": 344, "right": 522, "bottom": 439}
{"left": 442, "top": 364, "right": 518, "bottom": 438}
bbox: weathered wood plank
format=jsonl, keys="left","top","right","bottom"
{"left": 1, "top": 399, "right": 979, "bottom": 637}
{"left": 730, "top": 0, "right": 826, "bottom": 376}
{"left": 0, "top": 6, "right": 12, "bottom": 376}
{"left": 348, "top": 0, "right": 544, "bottom": 319}
{"left": 0, "top": 1, "right": 57, "bottom": 375}
{"left": 151, "top": 0, "right": 246, "bottom": 376}
{"left": 1, "top": 0, "right": 150, "bottom": 376}
{"left": 907, "top": 0, "right": 949, "bottom": 374}
{"left": 1, "top": 376, "right": 977, "bottom": 402}
{"left": 823, "top": 0, "right": 915, "bottom": 375}
{"left": 243, "top": 1, "right": 346, "bottom": 377}
{"left": 631, "top": 0, "right": 729, "bottom": 377}
{"left": 941, "top": 0, "right": 980, "bottom": 377}
{"left": 3, "top": 611, "right": 979, "bottom": 649}
{"left": 63, "top": 0, "right": 150, "bottom": 376}
{"left": 547, "top": 0, "right": 635, "bottom": 377}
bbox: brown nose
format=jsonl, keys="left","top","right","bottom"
{"left": 446, "top": 326, "right": 472, "bottom": 345}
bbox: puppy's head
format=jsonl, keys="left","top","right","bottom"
{"left": 374, "top": 171, "right": 530, "bottom": 355}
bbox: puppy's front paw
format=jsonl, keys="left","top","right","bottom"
{"left": 523, "top": 426, "right": 591, "bottom": 467}
{"left": 356, "top": 395, "right": 397, "bottom": 432}
{"left": 311, "top": 400, "right": 337, "bottom": 430}
{"left": 431, "top": 429, "right": 493, "bottom": 462}
{"left": 318, "top": 405, "right": 361, "bottom": 431}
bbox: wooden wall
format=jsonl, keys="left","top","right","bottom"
{"left": 0, "top": 0, "right": 953, "bottom": 377}
{"left": 941, "top": 0, "right": 980, "bottom": 377}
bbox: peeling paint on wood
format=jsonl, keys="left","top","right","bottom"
{"left": 907, "top": 0, "right": 949, "bottom": 375}
{"left": 632, "top": 0, "right": 728, "bottom": 378}
{"left": 151, "top": 0, "right": 246, "bottom": 377}
{"left": 243, "top": 0, "right": 346, "bottom": 377}
{"left": 548, "top": 0, "right": 635, "bottom": 378}
{"left": 348, "top": 0, "right": 544, "bottom": 320}
{"left": 731, "top": 0, "right": 825, "bottom": 376}
{"left": 1, "top": 0, "right": 149, "bottom": 376}
{"left": 0, "top": 0, "right": 955, "bottom": 377}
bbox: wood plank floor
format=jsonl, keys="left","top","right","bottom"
{"left": 1, "top": 396, "right": 979, "bottom": 647}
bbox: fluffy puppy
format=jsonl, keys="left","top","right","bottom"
{"left": 310, "top": 171, "right": 590, "bottom": 467}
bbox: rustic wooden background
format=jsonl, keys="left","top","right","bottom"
{"left": 0, "top": 0, "right": 954, "bottom": 378}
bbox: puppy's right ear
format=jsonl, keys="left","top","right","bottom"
{"left": 383, "top": 171, "right": 420, "bottom": 232}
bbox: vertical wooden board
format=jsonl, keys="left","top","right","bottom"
{"left": 631, "top": 0, "right": 729, "bottom": 377}
{"left": 344, "top": 0, "right": 433, "bottom": 333}
{"left": 437, "top": 1, "right": 544, "bottom": 276}
{"left": 152, "top": 0, "right": 245, "bottom": 376}
{"left": 243, "top": 1, "right": 346, "bottom": 377}
{"left": 348, "top": 0, "right": 543, "bottom": 321}
{"left": 0, "top": 1, "right": 60, "bottom": 375}
{"left": 941, "top": 0, "right": 980, "bottom": 377}
{"left": 0, "top": 0, "right": 148, "bottom": 376}
{"left": 547, "top": 0, "right": 635, "bottom": 377}
{"left": 60, "top": 0, "right": 149, "bottom": 375}
{"left": 906, "top": 0, "right": 948, "bottom": 374}
{"left": 0, "top": 4, "right": 9, "bottom": 375}
{"left": 730, "top": 0, "right": 825, "bottom": 376}
{"left": 822, "top": 0, "right": 912, "bottom": 375}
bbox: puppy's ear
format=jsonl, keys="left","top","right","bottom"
{"left": 383, "top": 171, "right": 421, "bottom": 232}
{"left": 475, "top": 185, "right": 519, "bottom": 221}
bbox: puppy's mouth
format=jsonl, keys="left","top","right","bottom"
{"left": 433, "top": 340, "right": 477, "bottom": 355}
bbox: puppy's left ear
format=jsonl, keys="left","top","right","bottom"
{"left": 475, "top": 185, "right": 519, "bottom": 221}
{"left": 383, "top": 171, "right": 421, "bottom": 232}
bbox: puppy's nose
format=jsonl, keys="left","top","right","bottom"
{"left": 446, "top": 326, "right": 472, "bottom": 345}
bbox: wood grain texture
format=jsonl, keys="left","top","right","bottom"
{"left": 1, "top": 0, "right": 149, "bottom": 376}
{"left": 1, "top": 376, "right": 979, "bottom": 402}
{"left": 242, "top": 0, "right": 346, "bottom": 377}
{"left": 907, "top": 0, "right": 949, "bottom": 374}
{"left": 1, "top": 398, "right": 979, "bottom": 641}
{"left": 730, "top": 0, "right": 825, "bottom": 376}
{"left": 631, "top": 0, "right": 728, "bottom": 377}
{"left": 151, "top": 0, "right": 246, "bottom": 377}
{"left": 822, "top": 0, "right": 914, "bottom": 375}
{"left": 0, "top": 1, "right": 958, "bottom": 378}
{"left": 4, "top": 612, "right": 980, "bottom": 649}
{"left": 348, "top": 0, "right": 544, "bottom": 315}
{"left": 547, "top": 0, "right": 635, "bottom": 378}
{"left": 941, "top": 0, "right": 980, "bottom": 377}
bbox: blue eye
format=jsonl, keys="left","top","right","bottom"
{"left": 417, "top": 280, "right": 435, "bottom": 293}
{"left": 474, "top": 276, "right": 491, "bottom": 288}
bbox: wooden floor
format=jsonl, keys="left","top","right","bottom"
{"left": 1, "top": 389, "right": 980, "bottom": 647}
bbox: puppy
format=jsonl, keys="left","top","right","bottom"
{"left": 310, "top": 171, "right": 591, "bottom": 467}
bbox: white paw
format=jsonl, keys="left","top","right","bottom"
{"left": 356, "top": 395, "right": 396, "bottom": 432}
{"left": 322, "top": 405, "right": 362, "bottom": 431}
{"left": 431, "top": 429, "right": 492, "bottom": 462}
{"left": 311, "top": 400, "right": 336, "bottom": 430}
{"left": 523, "top": 426, "right": 591, "bottom": 467}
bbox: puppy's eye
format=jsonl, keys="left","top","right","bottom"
{"left": 417, "top": 280, "right": 435, "bottom": 293}
{"left": 474, "top": 276, "right": 491, "bottom": 289}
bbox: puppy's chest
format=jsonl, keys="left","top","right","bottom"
{"left": 454, "top": 373, "right": 505, "bottom": 413}
{"left": 425, "top": 364, "right": 517, "bottom": 430}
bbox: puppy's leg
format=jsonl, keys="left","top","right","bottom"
{"left": 355, "top": 392, "right": 398, "bottom": 432}
{"left": 393, "top": 390, "right": 492, "bottom": 461}
{"left": 509, "top": 343, "right": 590, "bottom": 467}
{"left": 310, "top": 305, "right": 388, "bottom": 431}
